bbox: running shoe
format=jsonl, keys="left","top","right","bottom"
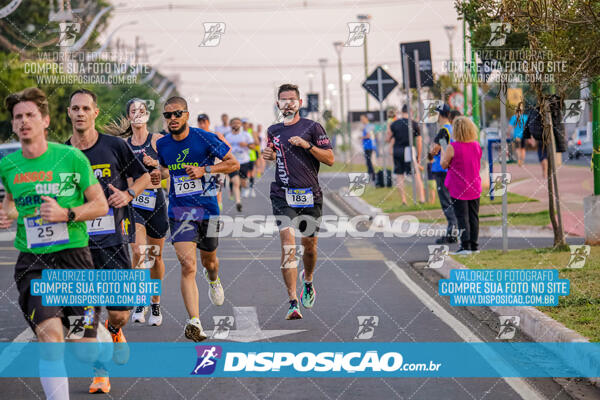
{"left": 236, "top": 203, "right": 242, "bottom": 212}
{"left": 286, "top": 299, "right": 303, "bottom": 320}
{"left": 106, "top": 320, "right": 129, "bottom": 365}
{"left": 131, "top": 306, "right": 147, "bottom": 323}
{"left": 184, "top": 317, "right": 208, "bottom": 342}
{"left": 89, "top": 376, "right": 111, "bottom": 394}
{"left": 250, "top": 188, "right": 257, "bottom": 197}
{"left": 204, "top": 269, "right": 225, "bottom": 306}
{"left": 450, "top": 247, "right": 472, "bottom": 256}
{"left": 242, "top": 188, "right": 249, "bottom": 198}
{"left": 299, "top": 270, "right": 316, "bottom": 309}
{"left": 148, "top": 303, "right": 163, "bottom": 326}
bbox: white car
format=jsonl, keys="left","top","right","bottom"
{"left": 0, "top": 142, "right": 21, "bottom": 200}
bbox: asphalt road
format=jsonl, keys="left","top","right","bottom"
{"left": 0, "top": 166, "right": 596, "bottom": 400}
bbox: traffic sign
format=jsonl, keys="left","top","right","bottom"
{"left": 400, "top": 41, "right": 433, "bottom": 88}
{"left": 362, "top": 66, "right": 398, "bottom": 103}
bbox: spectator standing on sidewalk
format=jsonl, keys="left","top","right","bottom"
{"left": 360, "top": 114, "right": 377, "bottom": 183}
{"left": 441, "top": 116, "right": 482, "bottom": 255}
{"left": 428, "top": 104, "right": 457, "bottom": 244}
{"left": 385, "top": 105, "right": 425, "bottom": 205}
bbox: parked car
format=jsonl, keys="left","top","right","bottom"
{"left": 567, "top": 127, "right": 592, "bottom": 159}
{"left": 0, "top": 142, "right": 21, "bottom": 200}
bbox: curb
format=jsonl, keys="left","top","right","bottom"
{"left": 327, "top": 190, "right": 600, "bottom": 386}
{"left": 332, "top": 188, "right": 556, "bottom": 238}
{"left": 438, "top": 257, "right": 599, "bottom": 386}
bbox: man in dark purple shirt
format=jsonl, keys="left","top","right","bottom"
{"left": 263, "top": 83, "right": 334, "bottom": 320}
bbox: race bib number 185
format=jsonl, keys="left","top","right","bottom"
{"left": 132, "top": 190, "right": 157, "bottom": 211}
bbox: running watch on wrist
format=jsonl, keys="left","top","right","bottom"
{"left": 67, "top": 208, "right": 76, "bottom": 222}
{"left": 127, "top": 188, "right": 136, "bottom": 199}
{"left": 205, "top": 165, "right": 211, "bottom": 173}
{"left": 307, "top": 143, "right": 314, "bottom": 151}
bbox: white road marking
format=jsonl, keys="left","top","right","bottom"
{"left": 385, "top": 261, "right": 545, "bottom": 400}
{"left": 0, "top": 327, "right": 34, "bottom": 374}
{"left": 323, "top": 195, "right": 348, "bottom": 217}
{"left": 206, "top": 306, "right": 305, "bottom": 343}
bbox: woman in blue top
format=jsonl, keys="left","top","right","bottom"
{"left": 509, "top": 102, "right": 528, "bottom": 166}
{"left": 360, "top": 114, "right": 376, "bottom": 182}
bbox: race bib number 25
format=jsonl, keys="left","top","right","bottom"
{"left": 25, "top": 217, "right": 69, "bottom": 249}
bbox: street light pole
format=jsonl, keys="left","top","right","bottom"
{"left": 307, "top": 71, "right": 315, "bottom": 120}
{"left": 334, "top": 41, "right": 346, "bottom": 162}
{"left": 358, "top": 14, "right": 371, "bottom": 112}
{"left": 344, "top": 73, "right": 353, "bottom": 164}
{"left": 318, "top": 58, "right": 328, "bottom": 118}
{"left": 444, "top": 25, "right": 456, "bottom": 82}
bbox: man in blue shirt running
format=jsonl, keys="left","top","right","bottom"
{"left": 156, "top": 96, "right": 239, "bottom": 341}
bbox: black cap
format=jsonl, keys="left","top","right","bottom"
{"left": 436, "top": 103, "right": 451, "bottom": 117}
{"left": 197, "top": 113, "right": 209, "bottom": 121}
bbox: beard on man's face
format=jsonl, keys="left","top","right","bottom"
{"left": 168, "top": 122, "right": 187, "bottom": 135}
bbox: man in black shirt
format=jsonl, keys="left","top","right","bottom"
{"left": 66, "top": 89, "right": 150, "bottom": 394}
{"left": 385, "top": 105, "right": 425, "bottom": 204}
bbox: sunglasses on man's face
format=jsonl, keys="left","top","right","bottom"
{"left": 162, "top": 110, "right": 188, "bottom": 119}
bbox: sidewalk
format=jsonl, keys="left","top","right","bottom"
{"left": 386, "top": 163, "right": 590, "bottom": 237}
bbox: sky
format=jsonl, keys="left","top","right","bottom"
{"left": 105, "top": 0, "right": 462, "bottom": 128}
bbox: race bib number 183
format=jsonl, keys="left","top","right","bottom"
{"left": 286, "top": 188, "right": 314, "bottom": 208}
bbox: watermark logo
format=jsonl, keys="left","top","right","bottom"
{"left": 136, "top": 245, "right": 161, "bottom": 269}
{"left": 566, "top": 245, "right": 590, "bottom": 269}
{"left": 58, "top": 22, "right": 80, "bottom": 47}
{"left": 211, "top": 316, "right": 234, "bottom": 340}
{"left": 58, "top": 173, "right": 80, "bottom": 197}
{"left": 562, "top": 100, "right": 584, "bottom": 124}
{"left": 282, "top": 245, "right": 304, "bottom": 269}
{"left": 489, "top": 172, "right": 511, "bottom": 197}
{"left": 354, "top": 316, "right": 379, "bottom": 339}
{"left": 345, "top": 22, "right": 369, "bottom": 47}
{"left": 426, "top": 245, "right": 448, "bottom": 269}
{"left": 496, "top": 316, "right": 519, "bottom": 339}
{"left": 191, "top": 345, "right": 222, "bottom": 375}
{"left": 421, "top": 100, "right": 443, "bottom": 123}
{"left": 486, "top": 23, "right": 511, "bottom": 47}
{"left": 345, "top": 173, "right": 370, "bottom": 197}
{"left": 65, "top": 307, "right": 94, "bottom": 339}
{"left": 199, "top": 22, "right": 225, "bottom": 47}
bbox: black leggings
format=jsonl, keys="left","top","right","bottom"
{"left": 451, "top": 197, "right": 480, "bottom": 250}
{"left": 364, "top": 149, "right": 375, "bottom": 179}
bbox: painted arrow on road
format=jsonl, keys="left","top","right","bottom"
{"left": 206, "top": 306, "right": 306, "bottom": 342}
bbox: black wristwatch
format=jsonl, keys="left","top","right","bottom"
{"left": 307, "top": 143, "right": 314, "bottom": 151}
{"left": 67, "top": 208, "right": 76, "bottom": 222}
{"left": 127, "top": 188, "right": 136, "bottom": 199}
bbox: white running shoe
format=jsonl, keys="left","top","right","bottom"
{"left": 250, "top": 188, "right": 257, "bottom": 197}
{"left": 184, "top": 318, "right": 207, "bottom": 342}
{"left": 131, "top": 306, "right": 147, "bottom": 323}
{"left": 242, "top": 188, "right": 249, "bottom": 198}
{"left": 204, "top": 269, "right": 225, "bottom": 306}
{"left": 148, "top": 303, "right": 163, "bottom": 326}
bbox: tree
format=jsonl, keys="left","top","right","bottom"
{"left": 0, "top": 0, "right": 112, "bottom": 54}
{"left": 455, "top": 0, "right": 600, "bottom": 247}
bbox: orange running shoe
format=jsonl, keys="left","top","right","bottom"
{"left": 105, "top": 320, "right": 130, "bottom": 365}
{"left": 89, "top": 376, "right": 111, "bottom": 393}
